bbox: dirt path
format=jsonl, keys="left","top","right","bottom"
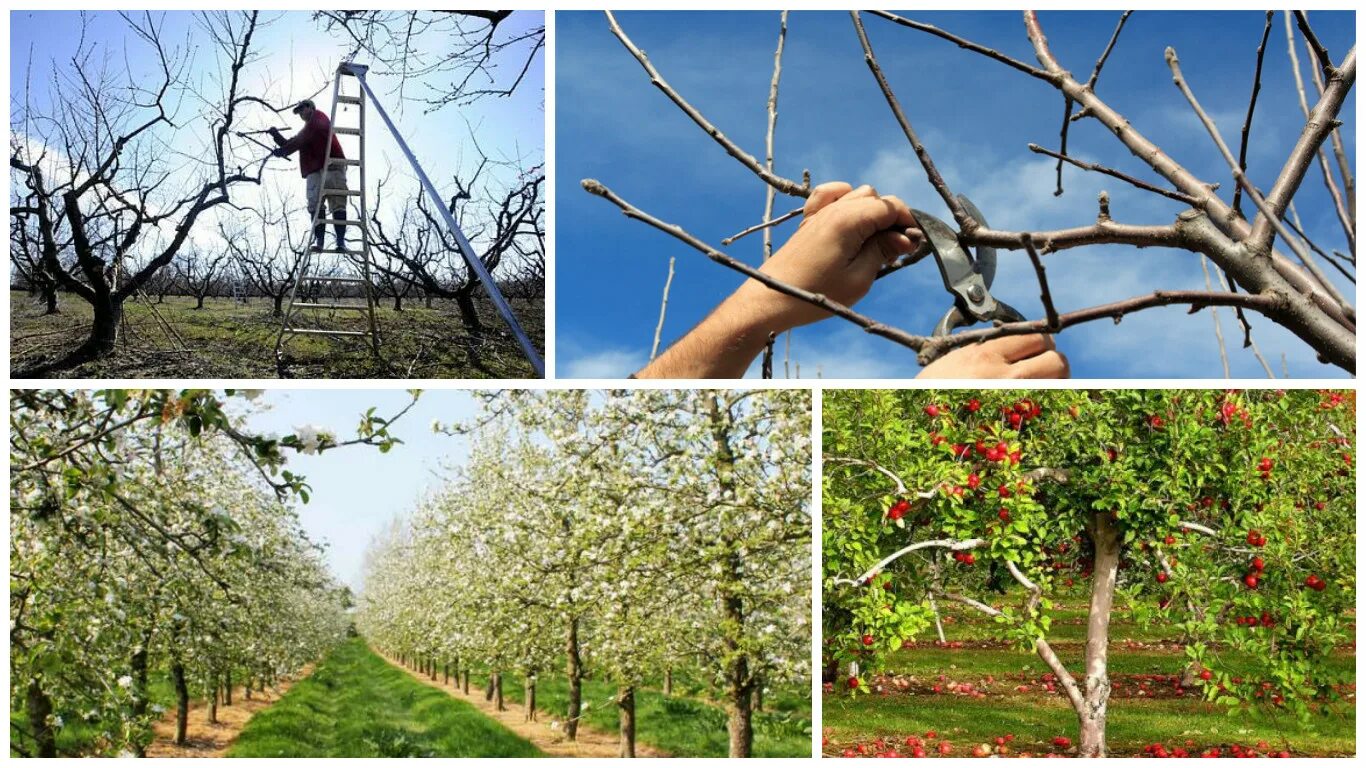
{"left": 376, "top": 651, "right": 668, "bottom": 758}
{"left": 145, "top": 666, "right": 313, "bottom": 757}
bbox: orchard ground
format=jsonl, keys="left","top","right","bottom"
{"left": 231, "top": 639, "right": 809, "bottom": 758}
{"left": 822, "top": 597, "right": 1356, "bottom": 758}
{"left": 8, "top": 291, "right": 544, "bottom": 378}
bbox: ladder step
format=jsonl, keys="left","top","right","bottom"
{"left": 333, "top": 127, "right": 361, "bottom": 136}
{"left": 315, "top": 219, "right": 365, "bottom": 227}
{"left": 322, "top": 189, "right": 361, "bottom": 196}
{"left": 308, "top": 247, "right": 367, "bottom": 255}
{"left": 333, "top": 159, "right": 362, "bottom": 166}
{"left": 285, "top": 328, "right": 371, "bottom": 338}
{"left": 304, "top": 275, "right": 366, "bottom": 282}
{"left": 336, "top": 95, "right": 362, "bottom": 105}
{"left": 293, "top": 302, "right": 369, "bottom": 311}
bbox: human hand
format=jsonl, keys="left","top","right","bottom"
{"left": 917, "top": 334, "right": 1070, "bottom": 379}
{"left": 733, "top": 181, "right": 923, "bottom": 333}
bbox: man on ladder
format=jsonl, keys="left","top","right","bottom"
{"left": 270, "top": 99, "right": 349, "bottom": 252}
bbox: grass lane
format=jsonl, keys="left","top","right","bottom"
{"left": 229, "top": 639, "right": 541, "bottom": 757}
{"left": 467, "top": 667, "right": 811, "bottom": 757}
{"left": 824, "top": 599, "right": 1355, "bottom": 756}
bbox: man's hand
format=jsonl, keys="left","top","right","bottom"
{"left": 636, "top": 182, "right": 924, "bottom": 378}
{"left": 732, "top": 182, "right": 923, "bottom": 331}
{"left": 917, "top": 334, "right": 1070, "bottom": 379}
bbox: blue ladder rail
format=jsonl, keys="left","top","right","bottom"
{"left": 342, "top": 62, "right": 545, "bottom": 377}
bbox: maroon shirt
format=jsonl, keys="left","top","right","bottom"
{"left": 274, "top": 110, "right": 345, "bottom": 177}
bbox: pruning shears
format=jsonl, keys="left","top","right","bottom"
{"left": 909, "top": 195, "right": 1024, "bottom": 336}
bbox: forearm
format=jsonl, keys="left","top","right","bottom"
{"left": 635, "top": 281, "right": 788, "bottom": 378}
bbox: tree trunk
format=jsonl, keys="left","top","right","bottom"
{"left": 663, "top": 669, "right": 673, "bottom": 696}
{"left": 754, "top": 677, "right": 764, "bottom": 713}
{"left": 709, "top": 394, "right": 755, "bottom": 758}
{"left": 172, "top": 661, "right": 190, "bottom": 745}
{"left": 224, "top": 670, "right": 232, "bottom": 705}
{"left": 485, "top": 674, "right": 495, "bottom": 701}
{"left": 1077, "top": 512, "right": 1121, "bottom": 757}
{"left": 462, "top": 670, "right": 470, "bottom": 694}
{"left": 393, "top": 294, "right": 403, "bottom": 312}
{"left": 272, "top": 293, "right": 284, "bottom": 317}
{"left": 208, "top": 678, "right": 219, "bottom": 724}
{"left": 565, "top": 617, "right": 584, "bottom": 741}
{"left": 130, "top": 645, "right": 150, "bottom": 756}
{"left": 454, "top": 288, "right": 483, "bottom": 334}
{"left": 525, "top": 673, "right": 537, "bottom": 722}
{"left": 41, "top": 284, "right": 60, "bottom": 315}
{"left": 444, "top": 662, "right": 450, "bottom": 685}
{"left": 195, "top": 294, "right": 206, "bottom": 309}
{"left": 26, "top": 678, "right": 56, "bottom": 758}
{"left": 493, "top": 672, "right": 504, "bottom": 711}
{"left": 618, "top": 685, "right": 636, "bottom": 758}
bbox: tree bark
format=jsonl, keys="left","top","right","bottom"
{"left": 663, "top": 668, "right": 673, "bottom": 696}
{"left": 462, "top": 669, "right": 470, "bottom": 694}
{"left": 708, "top": 394, "right": 756, "bottom": 758}
{"left": 393, "top": 294, "right": 403, "bottom": 312}
{"left": 618, "top": 685, "right": 637, "bottom": 757}
{"left": 1078, "top": 512, "right": 1121, "bottom": 757}
{"left": 130, "top": 645, "right": 150, "bottom": 756}
{"left": 454, "top": 287, "right": 483, "bottom": 333}
{"left": 172, "top": 661, "right": 190, "bottom": 745}
{"left": 272, "top": 292, "right": 284, "bottom": 317}
{"left": 565, "top": 616, "right": 584, "bottom": 740}
{"left": 41, "top": 284, "right": 60, "bottom": 315}
{"left": 208, "top": 675, "right": 219, "bottom": 724}
{"left": 485, "top": 674, "right": 495, "bottom": 701}
{"left": 195, "top": 294, "right": 206, "bottom": 309}
{"left": 525, "top": 673, "right": 537, "bottom": 722}
{"left": 224, "top": 669, "right": 232, "bottom": 705}
{"left": 493, "top": 672, "right": 505, "bottom": 711}
{"left": 26, "top": 678, "right": 56, "bottom": 758}
{"left": 444, "top": 661, "right": 450, "bottom": 684}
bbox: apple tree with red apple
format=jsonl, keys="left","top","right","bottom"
{"left": 823, "top": 389, "right": 1354, "bottom": 757}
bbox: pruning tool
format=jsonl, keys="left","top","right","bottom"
{"left": 909, "top": 194, "right": 1024, "bottom": 336}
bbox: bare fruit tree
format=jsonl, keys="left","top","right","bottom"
{"left": 9, "top": 11, "right": 282, "bottom": 376}
{"left": 582, "top": 10, "right": 1355, "bottom": 376}
{"left": 368, "top": 162, "right": 545, "bottom": 333}
{"left": 313, "top": 11, "right": 544, "bottom": 109}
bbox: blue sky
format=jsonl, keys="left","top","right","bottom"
{"left": 11, "top": 10, "right": 543, "bottom": 266}
{"left": 556, "top": 11, "right": 1355, "bottom": 379}
{"left": 238, "top": 390, "right": 479, "bottom": 590}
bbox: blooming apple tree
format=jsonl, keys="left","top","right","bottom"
{"left": 357, "top": 389, "right": 812, "bottom": 757}
{"left": 823, "top": 389, "right": 1354, "bottom": 757}
{"left": 9, "top": 389, "right": 415, "bottom": 757}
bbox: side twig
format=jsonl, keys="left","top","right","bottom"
{"left": 603, "top": 11, "right": 809, "bottom": 197}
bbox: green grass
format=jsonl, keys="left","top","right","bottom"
{"left": 823, "top": 600, "right": 1356, "bottom": 757}
{"left": 471, "top": 666, "right": 811, "bottom": 757}
{"left": 10, "top": 291, "right": 543, "bottom": 378}
{"left": 228, "top": 640, "right": 541, "bottom": 757}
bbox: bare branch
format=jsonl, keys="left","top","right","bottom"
{"left": 649, "top": 256, "right": 675, "bottom": 361}
{"left": 1027, "top": 144, "right": 1200, "bottom": 206}
{"left": 603, "top": 11, "right": 808, "bottom": 197}
{"left": 721, "top": 206, "right": 803, "bottom": 246}
{"left": 851, "top": 11, "right": 970, "bottom": 228}
{"left": 1021, "top": 234, "right": 1059, "bottom": 331}
{"left": 1232, "top": 12, "right": 1274, "bottom": 218}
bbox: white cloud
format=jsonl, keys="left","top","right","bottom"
{"left": 560, "top": 346, "right": 644, "bottom": 379}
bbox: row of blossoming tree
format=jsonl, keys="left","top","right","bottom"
{"left": 356, "top": 389, "right": 812, "bottom": 757}
{"left": 9, "top": 389, "right": 413, "bottom": 757}
{"left": 823, "top": 389, "right": 1354, "bottom": 757}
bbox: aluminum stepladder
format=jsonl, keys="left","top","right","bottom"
{"left": 274, "top": 62, "right": 381, "bottom": 370}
